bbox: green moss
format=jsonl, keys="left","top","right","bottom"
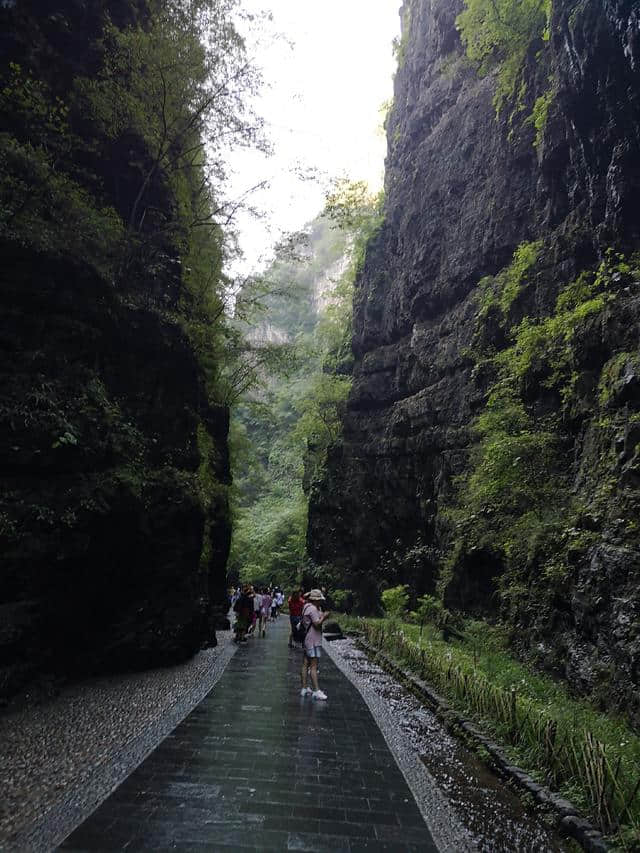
{"left": 528, "top": 86, "right": 554, "bottom": 151}
{"left": 477, "top": 240, "right": 542, "bottom": 323}
{"left": 598, "top": 352, "right": 640, "bottom": 407}
{"left": 450, "top": 248, "right": 640, "bottom": 608}
{"left": 457, "top": 0, "right": 552, "bottom": 114}
{"left": 445, "top": 380, "right": 570, "bottom": 599}
{"left": 491, "top": 251, "right": 637, "bottom": 399}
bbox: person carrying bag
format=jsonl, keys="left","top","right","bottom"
{"left": 299, "top": 589, "right": 330, "bottom": 701}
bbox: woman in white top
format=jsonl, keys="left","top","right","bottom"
{"left": 249, "top": 588, "right": 262, "bottom": 635}
{"left": 300, "top": 589, "right": 330, "bottom": 700}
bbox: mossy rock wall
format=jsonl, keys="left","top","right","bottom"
{"left": 308, "top": 0, "right": 640, "bottom": 722}
{"left": 0, "top": 0, "right": 231, "bottom": 699}
{"left": 0, "top": 253, "right": 231, "bottom": 698}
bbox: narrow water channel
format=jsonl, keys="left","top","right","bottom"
{"left": 328, "top": 638, "right": 570, "bottom": 853}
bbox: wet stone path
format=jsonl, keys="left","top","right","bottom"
{"left": 59, "top": 618, "right": 438, "bottom": 852}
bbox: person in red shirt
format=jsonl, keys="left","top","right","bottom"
{"left": 233, "top": 584, "right": 253, "bottom": 643}
{"left": 288, "top": 589, "right": 304, "bottom": 649}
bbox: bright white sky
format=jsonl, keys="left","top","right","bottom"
{"left": 224, "top": 0, "right": 400, "bottom": 276}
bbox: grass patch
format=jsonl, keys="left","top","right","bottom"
{"left": 338, "top": 613, "right": 640, "bottom": 847}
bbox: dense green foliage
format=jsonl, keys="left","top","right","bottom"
{"left": 228, "top": 216, "right": 352, "bottom": 588}
{"left": 380, "top": 584, "right": 409, "bottom": 621}
{"left": 528, "top": 85, "right": 554, "bottom": 150}
{"left": 228, "top": 185, "right": 384, "bottom": 589}
{"left": 476, "top": 239, "right": 542, "bottom": 320}
{"left": 457, "top": 0, "right": 552, "bottom": 112}
{"left": 0, "top": 0, "right": 263, "bottom": 402}
{"left": 0, "top": 0, "right": 263, "bottom": 633}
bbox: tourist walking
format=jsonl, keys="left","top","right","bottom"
{"left": 288, "top": 588, "right": 304, "bottom": 649}
{"left": 233, "top": 585, "right": 253, "bottom": 643}
{"left": 275, "top": 589, "right": 284, "bottom": 616}
{"left": 259, "top": 588, "right": 272, "bottom": 637}
{"left": 248, "top": 586, "right": 260, "bottom": 635}
{"left": 300, "top": 589, "right": 330, "bottom": 700}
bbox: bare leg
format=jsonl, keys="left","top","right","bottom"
{"left": 300, "top": 655, "right": 309, "bottom": 689}
{"left": 309, "top": 658, "right": 319, "bottom": 692}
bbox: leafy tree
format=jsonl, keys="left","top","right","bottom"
{"left": 227, "top": 184, "right": 384, "bottom": 589}
{"left": 292, "top": 373, "right": 351, "bottom": 447}
{"left": 413, "top": 594, "right": 443, "bottom": 634}
{"left": 329, "top": 589, "right": 353, "bottom": 612}
{"left": 227, "top": 215, "right": 355, "bottom": 586}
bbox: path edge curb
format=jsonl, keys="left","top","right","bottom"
{"left": 355, "top": 636, "right": 609, "bottom": 853}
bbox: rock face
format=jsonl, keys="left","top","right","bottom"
{"left": 308, "top": 0, "right": 640, "bottom": 720}
{"left": 1, "top": 272, "right": 232, "bottom": 696}
{"left": 0, "top": 0, "right": 231, "bottom": 699}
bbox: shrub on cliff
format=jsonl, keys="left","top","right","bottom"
{"left": 445, "top": 246, "right": 640, "bottom": 622}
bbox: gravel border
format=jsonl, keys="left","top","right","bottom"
{"left": 355, "top": 636, "right": 609, "bottom": 853}
{"left": 324, "top": 637, "right": 475, "bottom": 853}
{"left": 1, "top": 632, "right": 237, "bottom": 853}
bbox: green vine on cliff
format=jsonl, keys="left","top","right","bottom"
{"left": 446, "top": 248, "right": 640, "bottom": 614}
{"left": 477, "top": 239, "right": 542, "bottom": 325}
{"left": 527, "top": 84, "right": 554, "bottom": 151}
{"left": 457, "top": 0, "right": 552, "bottom": 114}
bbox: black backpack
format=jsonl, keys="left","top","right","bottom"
{"left": 292, "top": 604, "right": 311, "bottom": 644}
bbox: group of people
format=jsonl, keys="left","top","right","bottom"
{"left": 230, "top": 585, "right": 284, "bottom": 641}
{"left": 230, "top": 585, "right": 331, "bottom": 701}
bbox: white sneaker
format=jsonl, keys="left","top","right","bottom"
{"left": 300, "top": 687, "right": 312, "bottom": 697}
{"left": 312, "top": 690, "right": 327, "bottom": 700}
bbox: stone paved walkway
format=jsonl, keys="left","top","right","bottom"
{"left": 59, "top": 618, "right": 438, "bottom": 852}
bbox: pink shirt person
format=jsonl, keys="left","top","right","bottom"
{"left": 302, "top": 601, "right": 324, "bottom": 652}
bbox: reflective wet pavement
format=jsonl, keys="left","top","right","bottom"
{"left": 59, "top": 619, "right": 438, "bottom": 852}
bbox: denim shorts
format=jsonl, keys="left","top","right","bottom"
{"left": 305, "top": 645, "right": 322, "bottom": 659}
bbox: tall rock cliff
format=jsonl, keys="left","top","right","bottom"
{"left": 308, "top": 0, "right": 640, "bottom": 721}
{"left": 0, "top": 0, "right": 231, "bottom": 699}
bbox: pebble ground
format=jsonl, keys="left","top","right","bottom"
{"left": 0, "top": 631, "right": 236, "bottom": 851}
